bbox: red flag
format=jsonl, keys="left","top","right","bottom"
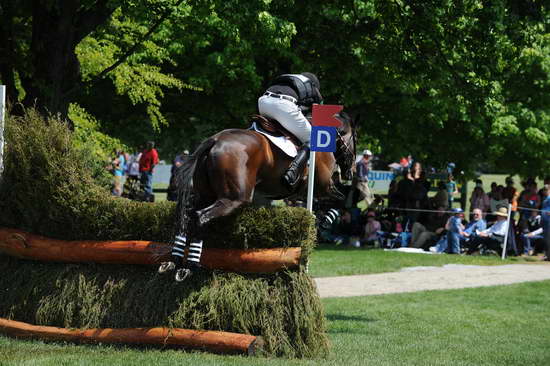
{"left": 312, "top": 104, "right": 344, "bottom": 127}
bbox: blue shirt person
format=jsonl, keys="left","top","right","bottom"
{"left": 541, "top": 187, "right": 550, "bottom": 260}
{"left": 446, "top": 208, "right": 465, "bottom": 254}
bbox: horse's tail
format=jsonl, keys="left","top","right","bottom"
{"left": 174, "top": 138, "right": 216, "bottom": 236}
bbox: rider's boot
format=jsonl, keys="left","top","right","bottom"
{"left": 282, "top": 144, "right": 310, "bottom": 189}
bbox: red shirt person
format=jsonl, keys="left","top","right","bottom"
{"left": 139, "top": 141, "right": 159, "bottom": 198}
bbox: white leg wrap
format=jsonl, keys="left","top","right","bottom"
{"left": 172, "top": 235, "right": 187, "bottom": 258}
{"left": 187, "top": 241, "right": 203, "bottom": 263}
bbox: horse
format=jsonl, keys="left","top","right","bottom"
{"left": 160, "top": 111, "right": 357, "bottom": 280}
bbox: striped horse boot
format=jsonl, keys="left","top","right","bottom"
{"left": 158, "top": 234, "right": 186, "bottom": 274}
{"left": 175, "top": 240, "right": 203, "bottom": 282}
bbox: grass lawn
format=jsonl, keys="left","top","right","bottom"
{"left": 308, "top": 245, "right": 537, "bottom": 278}
{"left": 2, "top": 280, "right": 549, "bottom": 365}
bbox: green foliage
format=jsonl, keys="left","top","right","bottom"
{"left": 2, "top": 1, "right": 548, "bottom": 174}
{"left": 69, "top": 103, "right": 127, "bottom": 186}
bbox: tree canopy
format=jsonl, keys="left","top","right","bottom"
{"left": 0, "top": 0, "right": 548, "bottom": 177}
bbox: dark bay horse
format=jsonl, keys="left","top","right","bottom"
{"left": 160, "top": 112, "right": 356, "bottom": 280}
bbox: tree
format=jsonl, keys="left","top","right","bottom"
{"left": 0, "top": 0, "right": 115, "bottom": 120}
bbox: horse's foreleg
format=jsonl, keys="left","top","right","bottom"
{"left": 196, "top": 198, "right": 249, "bottom": 227}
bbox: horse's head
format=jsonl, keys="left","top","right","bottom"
{"left": 335, "top": 111, "right": 357, "bottom": 181}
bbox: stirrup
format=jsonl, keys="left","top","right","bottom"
{"left": 175, "top": 268, "right": 192, "bottom": 282}
{"left": 158, "top": 261, "right": 175, "bottom": 274}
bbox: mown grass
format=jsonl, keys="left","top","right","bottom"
{"left": 2, "top": 280, "right": 549, "bottom": 365}
{"left": 308, "top": 245, "right": 536, "bottom": 278}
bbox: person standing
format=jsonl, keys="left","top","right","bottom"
{"left": 541, "top": 185, "right": 550, "bottom": 261}
{"left": 446, "top": 174, "right": 458, "bottom": 209}
{"left": 502, "top": 176, "right": 519, "bottom": 220}
{"left": 167, "top": 150, "right": 190, "bottom": 202}
{"left": 355, "top": 149, "right": 374, "bottom": 206}
{"left": 112, "top": 150, "right": 126, "bottom": 197}
{"left": 139, "top": 141, "right": 159, "bottom": 202}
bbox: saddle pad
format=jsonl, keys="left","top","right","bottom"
{"left": 251, "top": 122, "right": 297, "bottom": 157}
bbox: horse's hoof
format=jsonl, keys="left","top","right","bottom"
{"left": 158, "top": 261, "right": 175, "bottom": 274}
{"left": 175, "top": 268, "right": 192, "bottom": 282}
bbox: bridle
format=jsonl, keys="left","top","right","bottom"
{"left": 334, "top": 120, "right": 356, "bottom": 174}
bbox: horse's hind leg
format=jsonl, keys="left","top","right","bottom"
{"left": 196, "top": 198, "right": 248, "bottom": 227}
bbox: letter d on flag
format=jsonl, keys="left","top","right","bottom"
{"left": 311, "top": 126, "right": 336, "bottom": 152}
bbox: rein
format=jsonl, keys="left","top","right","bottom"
{"left": 335, "top": 126, "right": 355, "bottom": 167}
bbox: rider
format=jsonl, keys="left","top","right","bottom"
{"left": 258, "top": 72, "right": 323, "bottom": 189}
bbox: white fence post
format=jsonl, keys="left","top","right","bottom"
{"left": 306, "top": 152, "right": 316, "bottom": 213}
{"left": 0, "top": 85, "right": 6, "bottom": 186}
{"left": 501, "top": 203, "right": 513, "bottom": 260}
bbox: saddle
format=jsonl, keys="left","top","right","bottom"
{"left": 251, "top": 115, "right": 302, "bottom": 147}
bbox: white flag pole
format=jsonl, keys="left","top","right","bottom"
{"left": 0, "top": 85, "right": 6, "bottom": 186}
{"left": 306, "top": 151, "right": 316, "bottom": 212}
{"left": 501, "top": 203, "right": 513, "bottom": 260}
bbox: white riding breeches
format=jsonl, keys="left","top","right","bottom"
{"left": 258, "top": 95, "right": 311, "bottom": 144}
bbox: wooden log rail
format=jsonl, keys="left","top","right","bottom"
{"left": 0, "top": 227, "right": 301, "bottom": 273}
{"left": 0, "top": 318, "right": 263, "bottom": 355}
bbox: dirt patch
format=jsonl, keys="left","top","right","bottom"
{"left": 315, "top": 263, "right": 550, "bottom": 298}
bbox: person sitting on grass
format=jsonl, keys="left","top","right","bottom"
{"left": 362, "top": 210, "right": 381, "bottom": 247}
{"left": 520, "top": 209, "right": 543, "bottom": 256}
{"left": 431, "top": 208, "right": 487, "bottom": 254}
{"left": 410, "top": 205, "right": 449, "bottom": 250}
{"left": 466, "top": 207, "right": 509, "bottom": 255}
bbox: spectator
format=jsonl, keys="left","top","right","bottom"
{"left": 112, "top": 150, "right": 126, "bottom": 197}
{"left": 431, "top": 208, "right": 487, "bottom": 253}
{"left": 355, "top": 149, "right": 374, "bottom": 206}
{"left": 446, "top": 174, "right": 458, "bottom": 209}
{"left": 396, "top": 168, "right": 415, "bottom": 228}
{"left": 410, "top": 205, "right": 448, "bottom": 250}
{"left": 487, "top": 182, "right": 498, "bottom": 200}
{"left": 446, "top": 208, "right": 466, "bottom": 254}
{"left": 488, "top": 185, "right": 508, "bottom": 222}
{"left": 409, "top": 164, "right": 429, "bottom": 224}
{"left": 139, "top": 141, "right": 159, "bottom": 202}
{"left": 538, "top": 177, "right": 550, "bottom": 202}
{"left": 430, "top": 181, "right": 449, "bottom": 210}
{"left": 466, "top": 207, "right": 510, "bottom": 255}
{"left": 520, "top": 209, "right": 543, "bottom": 256}
{"left": 502, "top": 176, "right": 519, "bottom": 220}
{"left": 173, "top": 149, "right": 190, "bottom": 170}
{"left": 519, "top": 180, "right": 540, "bottom": 227}
{"left": 126, "top": 150, "right": 141, "bottom": 181}
{"left": 540, "top": 185, "right": 550, "bottom": 261}
{"left": 167, "top": 150, "right": 190, "bottom": 202}
{"left": 469, "top": 181, "right": 490, "bottom": 214}
{"left": 363, "top": 211, "right": 381, "bottom": 247}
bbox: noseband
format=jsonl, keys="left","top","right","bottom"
{"left": 334, "top": 125, "right": 356, "bottom": 171}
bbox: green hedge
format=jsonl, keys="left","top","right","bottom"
{"left": 0, "top": 110, "right": 327, "bottom": 358}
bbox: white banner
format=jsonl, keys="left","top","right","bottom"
{"left": 366, "top": 170, "right": 395, "bottom": 193}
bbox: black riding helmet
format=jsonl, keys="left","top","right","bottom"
{"left": 301, "top": 72, "right": 320, "bottom": 90}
